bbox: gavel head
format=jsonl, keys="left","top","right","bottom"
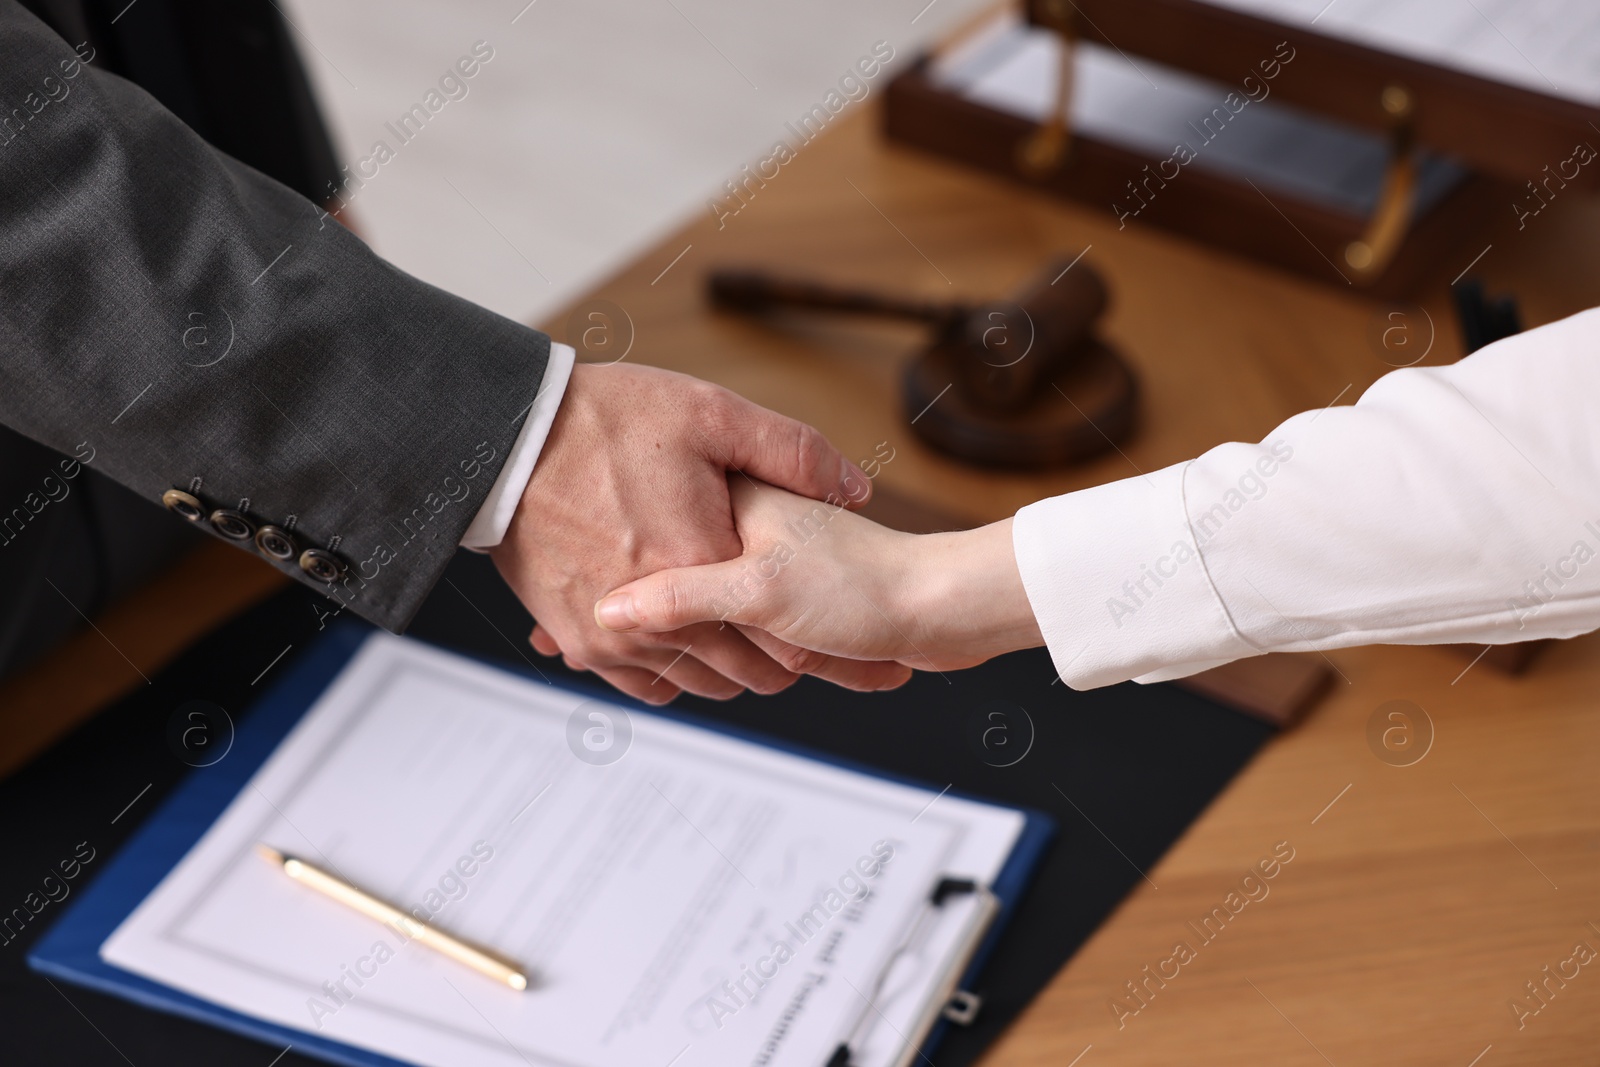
{"left": 943, "top": 255, "right": 1109, "bottom": 414}
{"left": 703, "top": 251, "right": 1132, "bottom": 467}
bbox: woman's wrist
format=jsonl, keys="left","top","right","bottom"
{"left": 906, "top": 518, "right": 1045, "bottom": 664}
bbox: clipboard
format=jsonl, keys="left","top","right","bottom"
{"left": 28, "top": 624, "right": 1053, "bottom": 1067}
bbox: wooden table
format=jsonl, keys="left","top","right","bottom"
{"left": 4, "top": 98, "right": 1598, "bottom": 1065}
{"left": 536, "top": 105, "right": 1600, "bottom": 1066}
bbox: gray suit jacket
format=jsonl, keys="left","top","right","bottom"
{"left": 0, "top": 0, "right": 552, "bottom": 640}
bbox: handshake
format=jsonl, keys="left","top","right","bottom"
{"left": 487, "top": 363, "right": 1043, "bottom": 704}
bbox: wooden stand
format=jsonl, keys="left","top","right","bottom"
{"left": 884, "top": 0, "right": 1600, "bottom": 294}
{"left": 885, "top": 58, "right": 1506, "bottom": 296}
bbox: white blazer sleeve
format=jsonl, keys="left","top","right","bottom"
{"left": 1013, "top": 305, "right": 1600, "bottom": 690}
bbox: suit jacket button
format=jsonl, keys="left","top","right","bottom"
{"left": 299, "top": 548, "right": 345, "bottom": 583}
{"left": 254, "top": 524, "right": 298, "bottom": 561}
{"left": 162, "top": 489, "right": 206, "bottom": 522}
{"left": 208, "top": 508, "right": 255, "bottom": 541}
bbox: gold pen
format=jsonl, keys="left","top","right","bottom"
{"left": 255, "top": 843, "right": 529, "bottom": 991}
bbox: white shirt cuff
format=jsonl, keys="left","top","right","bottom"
{"left": 1011, "top": 460, "right": 1261, "bottom": 690}
{"left": 460, "top": 342, "right": 576, "bottom": 549}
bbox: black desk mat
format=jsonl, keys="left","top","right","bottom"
{"left": 0, "top": 550, "right": 1272, "bottom": 1066}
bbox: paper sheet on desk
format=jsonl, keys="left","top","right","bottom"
{"left": 101, "top": 634, "right": 1024, "bottom": 1067}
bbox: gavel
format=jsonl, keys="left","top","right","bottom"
{"left": 707, "top": 255, "right": 1137, "bottom": 467}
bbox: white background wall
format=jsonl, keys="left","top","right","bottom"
{"left": 282, "top": 0, "right": 990, "bottom": 324}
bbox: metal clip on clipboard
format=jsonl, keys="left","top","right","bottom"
{"left": 826, "top": 877, "right": 1001, "bottom": 1067}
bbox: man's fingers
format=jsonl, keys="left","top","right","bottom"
{"left": 595, "top": 560, "right": 750, "bottom": 634}
{"left": 656, "top": 651, "right": 746, "bottom": 701}
{"left": 599, "top": 652, "right": 743, "bottom": 703}
{"left": 708, "top": 394, "right": 871, "bottom": 509}
{"left": 592, "top": 665, "right": 683, "bottom": 706}
{"left": 736, "top": 626, "right": 913, "bottom": 692}
{"left": 529, "top": 624, "right": 563, "bottom": 657}
{"left": 814, "top": 658, "right": 913, "bottom": 692}
{"left": 578, "top": 641, "right": 746, "bottom": 703}
{"left": 675, "top": 622, "right": 800, "bottom": 695}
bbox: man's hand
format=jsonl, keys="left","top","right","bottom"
{"left": 591, "top": 479, "right": 1044, "bottom": 674}
{"left": 488, "top": 363, "right": 910, "bottom": 704}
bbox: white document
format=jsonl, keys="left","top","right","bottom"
{"left": 102, "top": 634, "right": 1025, "bottom": 1067}
{"left": 1198, "top": 0, "right": 1600, "bottom": 107}
{"left": 931, "top": 16, "right": 1465, "bottom": 218}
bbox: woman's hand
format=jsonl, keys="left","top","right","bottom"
{"left": 489, "top": 363, "right": 910, "bottom": 705}
{"left": 592, "top": 478, "right": 1045, "bottom": 677}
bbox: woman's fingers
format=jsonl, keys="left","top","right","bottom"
{"left": 594, "top": 566, "right": 915, "bottom": 690}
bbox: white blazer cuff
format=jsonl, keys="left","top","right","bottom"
{"left": 1012, "top": 461, "right": 1260, "bottom": 689}
{"left": 461, "top": 342, "right": 576, "bottom": 549}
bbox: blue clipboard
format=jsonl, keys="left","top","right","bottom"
{"left": 29, "top": 624, "right": 1054, "bottom": 1067}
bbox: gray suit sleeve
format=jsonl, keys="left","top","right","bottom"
{"left": 0, "top": 1, "right": 552, "bottom": 632}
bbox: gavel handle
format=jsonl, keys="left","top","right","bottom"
{"left": 708, "top": 268, "right": 964, "bottom": 328}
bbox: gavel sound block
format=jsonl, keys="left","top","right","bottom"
{"left": 708, "top": 256, "right": 1138, "bottom": 468}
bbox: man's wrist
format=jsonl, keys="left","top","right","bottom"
{"left": 461, "top": 342, "right": 577, "bottom": 549}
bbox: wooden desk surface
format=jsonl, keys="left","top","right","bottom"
{"left": 537, "top": 105, "right": 1600, "bottom": 1065}
{"left": 2, "top": 95, "right": 1597, "bottom": 1066}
